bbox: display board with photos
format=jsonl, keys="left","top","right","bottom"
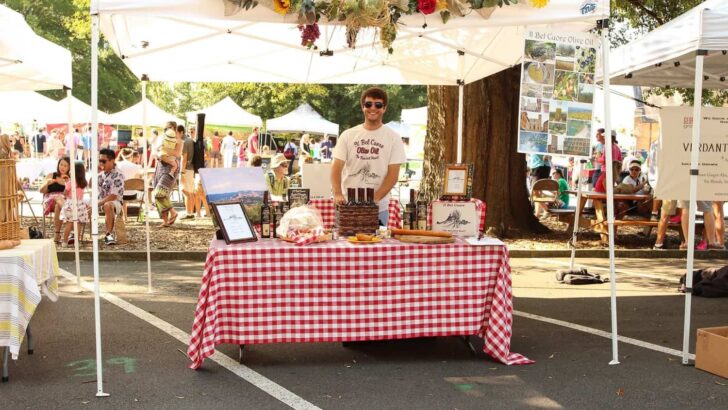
{"left": 199, "top": 167, "right": 267, "bottom": 225}
{"left": 517, "top": 29, "right": 600, "bottom": 158}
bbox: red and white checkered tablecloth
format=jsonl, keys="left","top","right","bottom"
{"left": 427, "top": 199, "right": 487, "bottom": 233}
{"left": 187, "top": 238, "right": 532, "bottom": 369}
{"left": 308, "top": 198, "right": 402, "bottom": 230}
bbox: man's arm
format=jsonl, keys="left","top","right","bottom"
{"left": 374, "top": 163, "right": 401, "bottom": 202}
{"left": 330, "top": 158, "right": 346, "bottom": 204}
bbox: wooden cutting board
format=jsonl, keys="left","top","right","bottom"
{"left": 395, "top": 235, "right": 455, "bottom": 244}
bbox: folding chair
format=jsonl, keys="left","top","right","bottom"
{"left": 123, "top": 178, "right": 145, "bottom": 222}
{"left": 530, "top": 178, "right": 560, "bottom": 209}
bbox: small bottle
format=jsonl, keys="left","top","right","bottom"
{"left": 281, "top": 196, "right": 290, "bottom": 215}
{"left": 261, "top": 191, "right": 271, "bottom": 238}
{"left": 357, "top": 188, "right": 365, "bottom": 206}
{"left": 416, "top": 198, "right": 428, "bottom": 230}
{"left": 366, "top": 188, "right": 375, "bottom": 205}
{"left": 406, "top": 189, "right": 417, "bottom": 228}
{"left": 402, "top": 206, "right": 412, "bottom": 230}
{"left": 347, "top": 188, "right": 356, "bottom": 206}
{"left": 273, "top": 203, "right": 283, "bottom": 239}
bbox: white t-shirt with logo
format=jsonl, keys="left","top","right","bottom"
{"left": 333, "top": 124, "right": 406, "bottom": 212}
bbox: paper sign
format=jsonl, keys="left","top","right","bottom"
{"left": 431, "top": 201, "right": 479, "bottom": 237}
{"left": 302, "top": 163, "right": 332, "bottom": 199}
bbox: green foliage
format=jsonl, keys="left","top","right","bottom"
{"left": 611, "top": 0, "right": 728, "bottom": 106}
{"left": 5, "top": 0, "right": 139, "bottom": 112}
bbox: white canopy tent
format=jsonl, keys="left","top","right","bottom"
{"left": 0, "top": 5, "right": 72, "bottom": 91}
{"left": 267, "top": 103, "right": 339, "bottom": 136}
{"left": 609, "top": 0, "right": 728, "bottom": 89}
{"left": 109, "top": 99, "right": 183, "bottom": 126}
{"left": 186, "top": 96, "right": 262, "bottom": 127}
{"left": 92, "top": 0, "right": 615, "bottom": 397}
{"left": 609, "top": 0, "right": 728, "bottom": 364}
{"left": 45, "top": 95, "right": 111, "bottom": 124}
{"left": 0, "top": 90, "right": 57, "bottom": 124}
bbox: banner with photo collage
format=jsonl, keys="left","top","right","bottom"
{"left": 517, "top": 29, "right": 600, "bottom": 158}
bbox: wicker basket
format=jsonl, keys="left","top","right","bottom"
{"left": 0, "top": 159, "right": 20, "bottom": 244}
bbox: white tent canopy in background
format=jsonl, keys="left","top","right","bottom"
{"left": 109, "top": 99, "right": 183, "bottom": 126}
{"left": 267, "top": 103, "right": 339, "bottom": 135}
{"left": 401, "top": 106, "right": 427, "bottom": 125}
{"left": 0, "top": 90, "right": 58, "bottom": 124}
{"left": 186, "top": 96, "right": 261, "bottom": 126}
{"left": 609, "top": 0, "right": 728, "bottom": 89}
{"left": 98, "top": 0, "right": 608, "bottom": 85}
{"left": 0, "top": 5, "right": 72, "bottom": 91}
{"left": 45, "top": 95, "right": 111, "bottom": 124}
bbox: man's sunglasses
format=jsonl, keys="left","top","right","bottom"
{"left": 363, "top": 101, "right": 384, "bottom": 109}
{"left": 99, "top": 159, "right": 107, "bottom": 164}
{"left": 629, "top": 167, "right": 640, "bottom": 171}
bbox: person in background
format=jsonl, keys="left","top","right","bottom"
{"left": 527, "top": 153, "right": 551, "bottom": 191}
{"left": 265, "top": 153, "right": 291, "bottom": 199}
{"left": 81, "top": 126, "right": 93, "bottom": 166}
{"left": 32, "top": 127, "right": 47, "bottom": 158}
{"left": 47, "top": 129, "right": 64, "bottom": 159}
{"left": 713, "top": 201, "right": 725, "bottom": 248}
{"left": 151, "top": 122, "right": 181, "bottom": 228}
{"left": 221, "top": 131, "right": 236, "bottom": 168}
{"left": 591, "top": 128, "right": 605, "bottom": 187}
{"left": 40, "top": 157, "right": 70, "bottom": 242}
{"left": 283, "top": 139, "right": 298, "bottom": 175}
{"left": 13, "top": 134, "right": 25, "bottom": 158}
{"left": 98, "top": 148, "right": 125, "bottom": 245}
{"left": 247, "top": 127, "right": 259, "bottom": 157}
{"left": 320, "top": 135, "right": 333, "bottom": 161}
{"left": 209, "top": 131, "right": 222, "bottom": 168}
{"left": 248, "top": 154, "right": 262, "bottom": 167}
{"left": 331, "top": 87, "right": 406, "bottom": 226}
{"left": 180, "top": 125, "right": 196, "bottom": 218}
{"left": 156, "top": 124, "right": 181, "bottom": 177}
{"left": 59, "top": 161, "right": 89, "bottom": 246}
{"left": 534, "top": 169, "right": 569, "bottom": 219}
{"left": 237, "top": 139, "right": 248, "bottom": 168}
{"left": 300, "top": 133, "right": 312, "bottom": 156}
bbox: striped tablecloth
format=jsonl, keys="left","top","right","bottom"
{"left": 308, "top": 198, "right": 402, "bottom": 230}
{"left": 188, "top": 238, "right": 531, "bottom": 369}
{"left": 1, "top": 240, "right": 59, "bottom": 360}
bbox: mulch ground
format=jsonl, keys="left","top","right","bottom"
{"left": 24, "top": 211, "right": 685, "bottom": 252}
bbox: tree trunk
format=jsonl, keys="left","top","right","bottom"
{"left": 423, "top": 65, "right": 549, "bottom": 237}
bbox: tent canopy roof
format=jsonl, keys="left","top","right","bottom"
{"left": 0, "top": 91, "right": 58, "bottom": 124}
{"left": 109, "top": 99, "right": 183, "bottom": 126}
{"left": 401, "top": 106, "right": 427, "bottom": 125}
{"left": 267, "top": 103, "right": 339, "bottom": 135}
{"left": 0, "top": 5, "right": 72, "bottom": 90}
{"left": 609, "top": 0, "right": 728, "bottom": 89}
{"left": 187, "top": 96, "right": 262, "bottom": 127}
{"left": 45, "top": 96, "right": 111, "bottom": 124}
{"left": 98, "top": 0, "right": 608, "bottom": 85}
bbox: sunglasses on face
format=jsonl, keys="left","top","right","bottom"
{"left": 363, "top": 101, "right": 384, "bottom": 109}
{"left": 99, "top": 159, "right": 108, "bottom": 164}
{"left": 630, "top": 167, "right": 640, "bottom": 171}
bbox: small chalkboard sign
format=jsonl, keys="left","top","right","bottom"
{"left": 260, "top": 157, "right": 272, "bottom": 171}
{"left": 288, "top": 188, "right": 310, "bottom": 208}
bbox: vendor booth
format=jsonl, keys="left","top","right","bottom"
{"left": 108, "top": 99, "right": 183, "bottom": 126}
{"left": 186, "top": 96, "right": 262, "bottom": 127}
{"left": 609, "top": 0, "right": 728, "bottom": 364}
{"left": 92, "top": 0, "right": 613, "bottom": 395}
{"left": 267, "top": 103, "right": 340, "bottom": 136}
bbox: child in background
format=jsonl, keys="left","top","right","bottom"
{"left": 60, "top": 161, "right": 89, "bottom": 246}
{"left": 157, "top": 126, "right": 179, "bottom": 177}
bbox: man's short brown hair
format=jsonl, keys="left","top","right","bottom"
{"left": 360, "top": 87, "right": 388, "bottom": 107}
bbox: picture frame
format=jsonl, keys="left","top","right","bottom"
{"left": 443, "top": 164, "right": 470, "bottom": 197}
{"left": 211, "top": 201, "right": 257, "bottom": 244}
{"left": 288, "top": 188, "right": 310, "bottom": 208}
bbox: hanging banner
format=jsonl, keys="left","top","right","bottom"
{"left": 656, "top": 107, "right": 728, "bottom": 201}
{"left": 517, "top": 29, "right": 600, "bottom": 158}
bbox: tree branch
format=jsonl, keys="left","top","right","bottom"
{"left": 624, "top": 0, "right": 665, "bottom": 26}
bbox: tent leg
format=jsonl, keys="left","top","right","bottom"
{"left": 599, "top": 20, "right": 620, "bottom": 366}
{"left": 681, "top": 51, "right": 706, "bottom": 365}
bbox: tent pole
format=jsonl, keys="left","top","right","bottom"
{"left": 90, "top": 1, "right": 109, "bottom": 398}
{"left": 599, "top": 19, "right": 620, "bottom": 366}
{"left": 66, "top": 87, "right": 81, "bottom": 286}
{"left": 141, "top": 77, "right": 153, "bottom": 293}
{"left": 456, "top": 50, "right": 465, "bottom": 163}
{"left": 682, "top": 50, "right": 706, "bottom": 365}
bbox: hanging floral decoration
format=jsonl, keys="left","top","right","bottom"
{"left": 223, "top": 0, "right": 550, "bottom": 51}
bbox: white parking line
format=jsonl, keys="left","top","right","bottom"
{"left": 59, "top": 269, "right": 321, "bottom": 410}
{"left": 514, "top": 310, "right": 695, "bottom": 361}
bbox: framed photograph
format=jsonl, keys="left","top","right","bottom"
{"left": 288, "top": 188, "right": 310, "bottom": 208}
{"left": 211, "top": 201, "right": 257, "bottom": 244}
{"left": 443, "top": 164, "right": 470, "bottom": 197}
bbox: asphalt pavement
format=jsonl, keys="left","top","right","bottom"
{"left": 2, "top": 256, "right": 727, "bottom": 409}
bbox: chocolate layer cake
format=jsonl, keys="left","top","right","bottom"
{"left": 336, "top": 204, "right": 379, "bottom": 236}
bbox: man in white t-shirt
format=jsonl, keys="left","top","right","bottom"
{"left": 221, "top": 131, "right": 236, "bottom": 168}
{"left": 331, "top": 87, "right": 406, "bottom": 225}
